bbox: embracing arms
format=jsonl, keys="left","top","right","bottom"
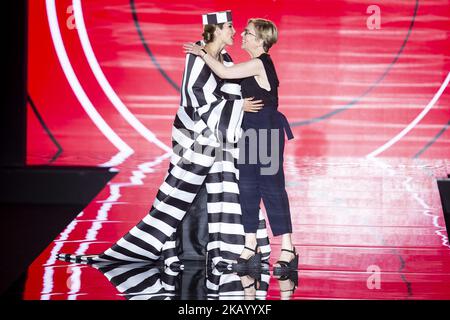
{"left": 183, "top": 43, "right": 263, "bottom": 80}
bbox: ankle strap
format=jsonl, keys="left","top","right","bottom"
{"left": 244, "top": 246, "right": 257, "bottom": 253}
{"left": 281, "top": 247, "right": 296, "bottom": 254}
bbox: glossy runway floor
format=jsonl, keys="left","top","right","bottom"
{"left": 23, "top": 0, "right": 450, "bottom": 299}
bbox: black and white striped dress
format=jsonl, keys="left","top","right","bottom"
{"left": 58, "top": 49, "right": 271, "bottom": 268}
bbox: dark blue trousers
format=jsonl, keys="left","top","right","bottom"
{"left": 238, "top": 110, "right": 293, "bottom": 236}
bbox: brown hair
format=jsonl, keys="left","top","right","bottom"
{"left": 248, "top": 18, "right": 278, "bottom": 52}
{"left": 202, "top": 23, "right": 225, "bottom": 43}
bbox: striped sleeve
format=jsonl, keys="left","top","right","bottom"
{"left": 182, "top": 53, "right": 244, "bottom": 143}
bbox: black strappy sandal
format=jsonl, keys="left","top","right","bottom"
{"left": 273, "top": 247, "right": 298, "bottom": 276}
{"left": 232, "top": 245, "right": 262, "bottom": 273}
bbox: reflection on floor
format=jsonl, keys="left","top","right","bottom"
{"left": 38, "top": 259, "right": 297, "bottom": 300}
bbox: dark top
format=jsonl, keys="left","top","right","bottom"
{"left": 241, "top": 53, "right": 279, "bottom": 108}
{"left": 240, "top": 53, "right": 293, "bottom": 139}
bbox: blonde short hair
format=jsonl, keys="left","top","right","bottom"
{"left": 248, "top": 18, "right": 278, "bottom": 52}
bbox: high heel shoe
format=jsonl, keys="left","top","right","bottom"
{"left": 232, "top": 245, "right": 262, "bottom": 273}
{"left": 273, "top": 247, "right": 298, "bottom": 276}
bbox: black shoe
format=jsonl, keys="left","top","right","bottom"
{"left": 232, "top": 245, "right": 262, "bottom": 273}
{"left": 273, "top": 247, "right": 298, "bottom": 276}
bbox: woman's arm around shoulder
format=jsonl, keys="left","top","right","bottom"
{"left": 183, "top": 42, "right": 264, "bottom": 79}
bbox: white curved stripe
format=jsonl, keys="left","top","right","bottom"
{"left": 46, "top": 0, "right": 133, "bottom": 166}
{"left": 73, "top": 0, "right": 172, "bottom": 153}
{"left": 366, "top": 72, "right": 450, "bottom": 158}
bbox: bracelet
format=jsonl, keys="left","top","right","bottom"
{"left": 201, "top": 49, "right": 207, "bottom": 58}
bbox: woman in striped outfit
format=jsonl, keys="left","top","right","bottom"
{"left": 57, "top": 10, "right": 271, "bottom": 270}
{"left": 184, "top": 18, "right": 298, "bottom": 278}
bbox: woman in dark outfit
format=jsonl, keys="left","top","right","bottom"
{"left": 184, "top": 18, "right": 298, "bottom": 280}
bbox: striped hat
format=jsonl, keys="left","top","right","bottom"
{"left": 202, "top": 10, "right": 232, "bottom": 25}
